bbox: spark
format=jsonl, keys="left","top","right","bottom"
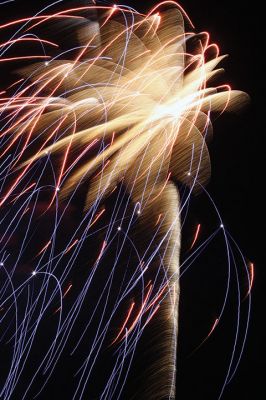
{"left": 143, "top": 304, "right": 160, "bottom": 327}
{"left": 64, "top": 239, "right": 79, "bottom": 254}
{"left": 89, "top": 208, "right": 106, "bottom": 229}
{"left": 150, "top": 172, "right": 172, "bottom": 203}
{"left": 36, "top": 240, "right": 52, "bottom": 257}
{"left": 0, "top": 56, "right": 51, "bottom": 63}
{"left": 119, "top": 284, "right": 153, "bottom": 341}
{"left": 190, "top": 318, "right": 219, "bottom": 355}
{"left": 190, "top": 224, "right": 201, "bottom": 250}
{"left": 10, "top": 182, "right": 36, "bottom": 203}
{"left": 0, "top": 38, "right": 58, "bottom": 49}
{"left": 96, "top": 240, "right": 107, "bottom": 262}
{"left": 244, "top": 262, "right": 254, "bottom": 299}
{"left": 155, "top": 213, "right": 162, "bottom": 226}
{"left": 63, "top": 283, "right": 73, "bottom": 298}
{"left": 112, "top": 301, "right": 135, "bottom": 344}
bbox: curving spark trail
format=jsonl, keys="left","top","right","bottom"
{"left": 0, "top": 1, "right": 250, "bottom": 399}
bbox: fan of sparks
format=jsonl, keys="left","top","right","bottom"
{"left": 0, "top": 1, "right": 251, "bottom": 399}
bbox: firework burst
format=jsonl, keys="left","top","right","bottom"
{"left": 0, "top": 1, "right": 249, "bottom": 399}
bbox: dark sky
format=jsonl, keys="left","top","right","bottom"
{"left": 0, "top": 1, "right": 263, "bottom": 399}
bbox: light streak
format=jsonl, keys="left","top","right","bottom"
{"left": 96, "top": 240, "right": 107, "bottom": 262}
{"left": 10, "top": 182, "right": 36, "bottom": 203}
{"left": 36, "top": 240, "right": 51, "bottom": 257}
{"left": 111, "top": 301, "right": 135, "bottom": 344}
{"left": 190, "top": 318, "right": 219, "bottom": 355}
{"left": 62, "top": 282, "right": 73, "bottom": 298}
{"left": 0, "top": 56, "right": 51, "bottom": 63}
{"left": 89, "top": 208, "right": 106, "bottom": 229}
{"left": 244, "top": 262, "right": 254, "bottom": 299}
{"left": 190, "top": 223, "right": 201, "bottom": 250}
{"left": 0, "top": 38, "right": 58, "bottom": 49}
{"left": 64, "top": 239, "right": 78, "bottom": 254}
{"left": 155, "top": 213, "right": 162, "bottom": 226}
{"left": 120, "top": 284, "right": 153, "bottom": 340}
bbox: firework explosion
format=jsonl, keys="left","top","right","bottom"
{"left": 0, "top": 1, "right": 250, "bottom": 399}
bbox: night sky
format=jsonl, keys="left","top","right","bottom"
{"left": 0, "top": 0, "right": 262, "bottom": 399}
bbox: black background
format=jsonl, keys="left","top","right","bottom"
{"left": 0, "top": 0, "right": 263, "bottom": 399}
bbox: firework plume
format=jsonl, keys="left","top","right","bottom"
{"left": 0, "top": 1, "right": 248, "bottom": 399}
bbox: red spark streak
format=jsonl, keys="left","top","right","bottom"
{"left": 0, "top": 38, "right": 58, "bottom": 49}
{"left": 190, "top": 224, "right": 201, "bottom": 250}
{"left": 53, "top": 306, "right": 61, "bottom": 315}
{"left": 64, "top": 139, "right": 99, "bottom": 176}
{"left": 96, "top": 240, "right": 107, "bottom": 262}
{"left": 207, "top": 318, "right": 219, "bottom": 338}
{"left": 10, "top": 182, "right": 36, "bottom": 203}
{"left": 22, "top": 207, "right": 30, "bottom": 215}
{"left": 64, "top": 240, "right": 78, "bottom": 255}
{"left": 109, "top": 185, "right": 117, "bottom": 195}
{"left": 110, "top": 131, "right": 116, "bottom": 147}
{"left": 146, "top": 284, "right": 167, "bottom": 312}
{"left": 119, "top": 284, "right": 153, "bottom": 341}
{"left": 150, "top": 172, "right": 171, "bottom": 203}
{"left": 0, "top": 56, "right": 51, "bottom": 63}
{"left": 36, "top": 240, "right": 51, "bottom": 257}
{"left": 191, "top": 318, "right": 219, "bottom": 355}
{"left": 155, "top": 213, "right": 162, "bottom": 226}
{"left": 5, "top": 78, "right": 24, "bottom": 90}
{"left": 111, "top": 301, "right": 135, "bottom": 344}
{"left": 244, "top": 262, "right": 254, "bottom": 299}
{"left": 63, "top": 283, "right": 73, "bottom": 298}
{"left": 93, "top": 160, "right": 111, "bottom": 179}
{"left": 147, "top": 1, "right": 194, "bottom": 28}
{"left": 89, "top": 208, "right": 106, "bottom": 229}
{"left": 143, "top": 304, "right": 160, "bottom": 327}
